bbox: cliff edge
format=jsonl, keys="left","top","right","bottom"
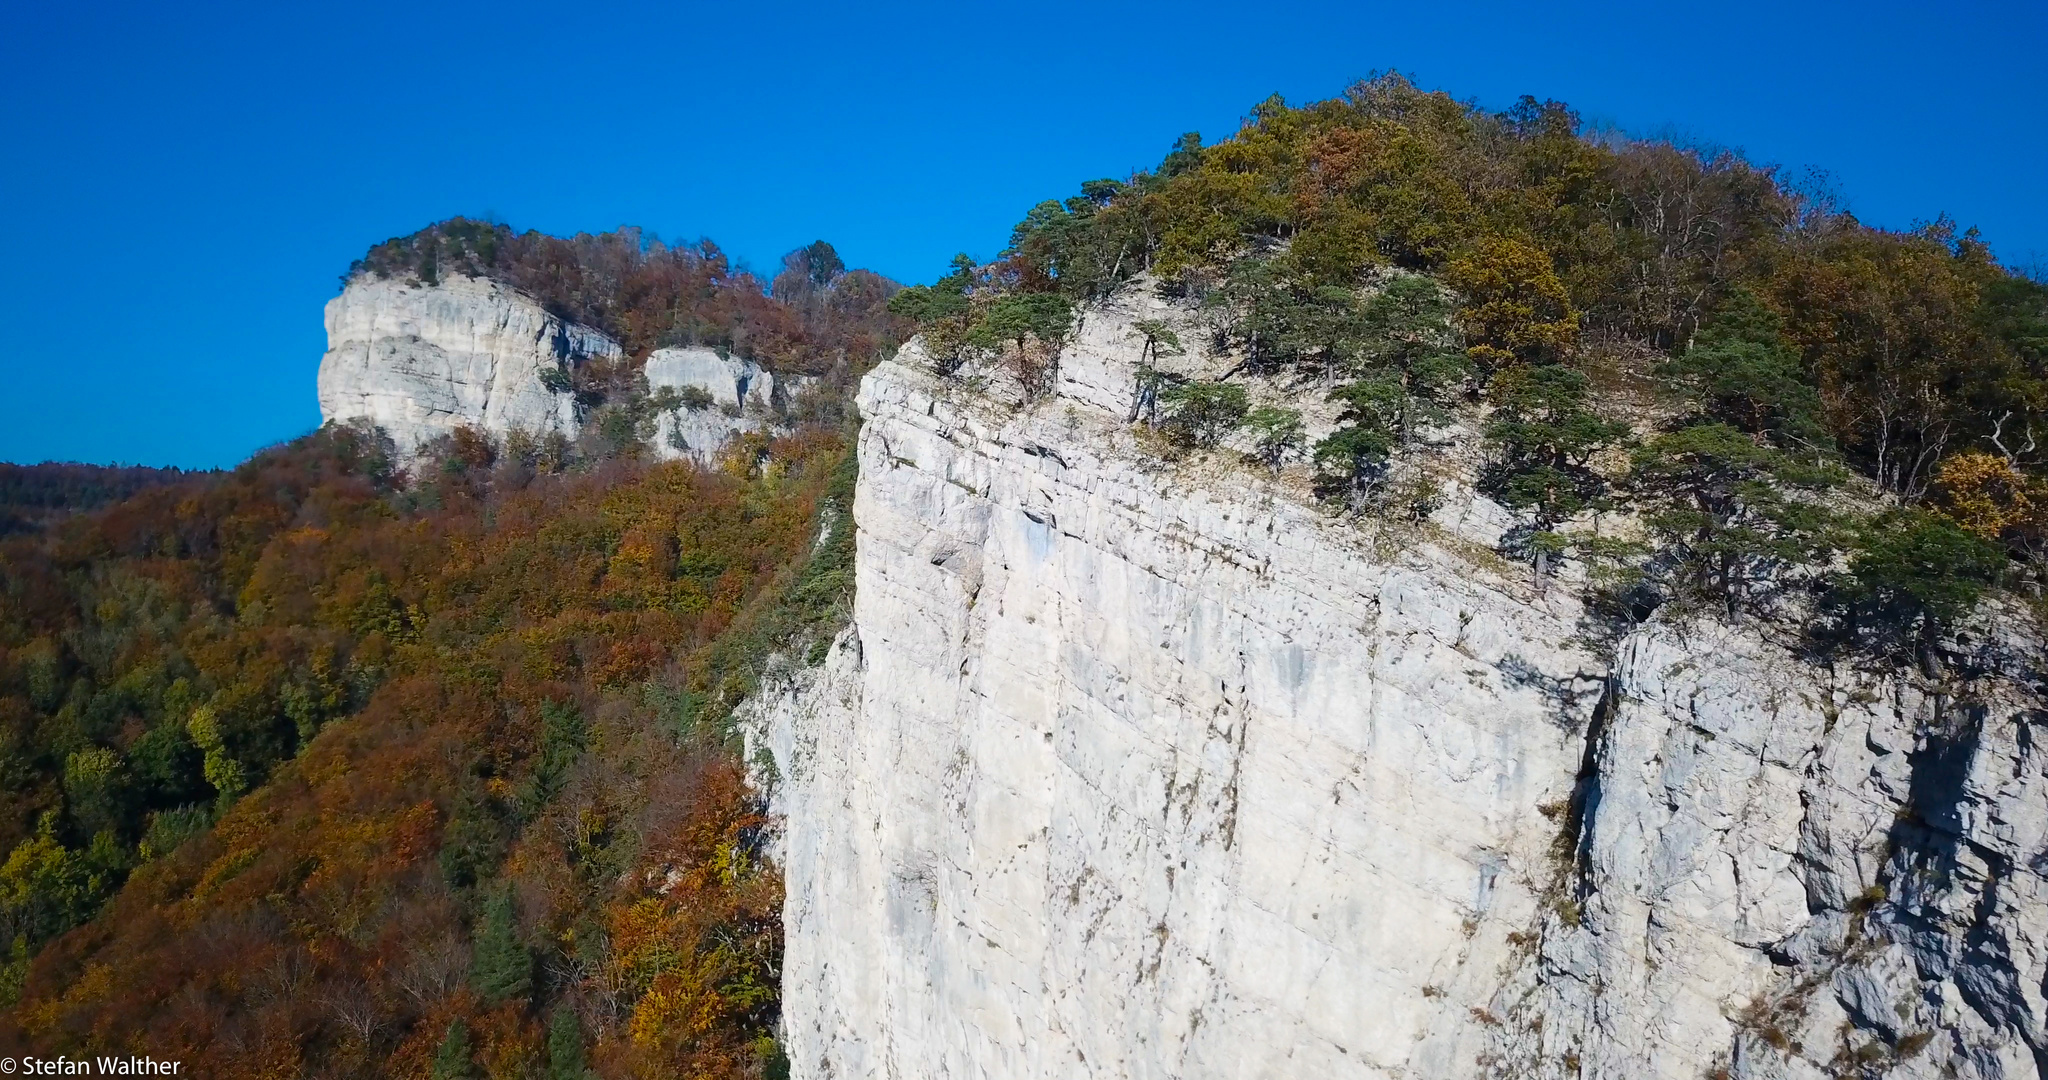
{"left": 758, "top": 291, "right": 2048, "bottom": 1080}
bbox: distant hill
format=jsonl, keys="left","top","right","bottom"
{"left": 0, "top": 462, "right": 203, "bottom": 536}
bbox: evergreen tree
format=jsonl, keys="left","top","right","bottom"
{"left": 1241, "top": 406, "right": 1305, "bottom": 472}
{"left": 1481, "top": 365, "right": 1630, "bottom": 578}
{"left": 432, "top": 1019, "right": 475, "bottom": 1080}
{"left": 518, "top": 700, "right": 587, "bottom": 821}
{"left": 1350, "top": 275, "right": 1470, "bottom": 443}
{"left": 471, "top": 886, "right": 532, "bottom": 1006}
{"left": 548, "top": 1007, "right": 590, "bottom": 1080}
{"left": 1664, "top": 289, "right": 1828, "bottom": 448}
{"left": 1629, "top": 423, "right": 1841, "bottom": 617}
{"left": 1842, "top": 508, "right": 2004, "bottom": 664}
{"left": 1159, "top": 382, "right": 1249, "bottom": 448}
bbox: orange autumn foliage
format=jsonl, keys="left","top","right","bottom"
{"left": 1, "top": 421, "right": 853, "bottom": 1078}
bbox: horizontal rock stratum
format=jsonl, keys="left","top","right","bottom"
{"left": 755, "top": 291, "right": 2048, "bottom": 1080}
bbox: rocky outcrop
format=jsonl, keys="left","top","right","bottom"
{"left": 759, "top": 292, "right": 2048, "bottom": 1079}
{"left": 318, "top": 275, "right": 805, "bottom": 464}
{"left": 318, "top": 274, "right": 614, "bottom": 457}
{"left": 645, "top": 347, "right": 807, "bottom": 465}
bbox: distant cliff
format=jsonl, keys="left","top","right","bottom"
{"left": 317, "top": 273, "right": 810, "bottom": 464}
{"left": 317, "top": 273, "right": 608, "bottom": 457}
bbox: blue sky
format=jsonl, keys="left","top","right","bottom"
{"left": 3, "top": 0, "right": 2042, "bottom": 468}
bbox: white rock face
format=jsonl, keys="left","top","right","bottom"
{"left": 762, "top": 299, "right": 2048, "bottom": 1079}
{"left": 645, "top": 346, "right": 808, "bottom": 465}
{"left": 319, "top": 277, "right": 806, "bottom": 464}
{"left": 318, "top": 274, "right": 615, "bottom": 457}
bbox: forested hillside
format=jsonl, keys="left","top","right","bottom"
{"left": 890, "top": 73, "right": 2048, "bottom": 655}
{"left": 0, "top": 234, "right": 896, "bottom": 1078}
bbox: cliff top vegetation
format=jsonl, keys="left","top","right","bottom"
{"left": 888, "top": 73, "right": 2048, "bottom": 657}
{"left": 352, "top": 220, "right": 908, "bottom": 377}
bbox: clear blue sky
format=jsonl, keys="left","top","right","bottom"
{"left": 3, "top": 0, "right": 2042, "bottom": 468}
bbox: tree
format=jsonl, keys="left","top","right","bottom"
{"left": 1158, "top": 382, "right": 1248, "bottom": 448}
{"left": 1482, "top": 365, "right": 1629, "bottom": 578}
{"left": 61, "top": 747, "right": 130, "bottom": 840}
{"left": 1769, "top": 225, "right": 2004, "bottom": 498}
{"left": 1241, "top": 407, "right": 1305, "bottom": 471}
{"left": 0, "top": 813, "right": 126, "bottom": 953}
{"left": 1664, "top": 288, "right": 1828, "bottom": 449}
{"left": 1346, "top": 275, "right": 1470, "bottom": 444}
{"left": 518, "top": 700, "right": 586, "bottom": 821}
{"left": 1443, "top": 236, "right": 1579, "bottom": 373}
{"left": 548, "top": 1007, "right": 591, "bottom": 1080}
{"left": 432, "top": 1019, "right": 476, "bottom": 1080}
{"left": 978, "top": 293, "right": 1074, "bottom": 359}
{"left": 1934, "top": 450, "right": 2043, "bottom": 557}
{"left": 471, "top": 885, "right": 531, "bottom": 1006}
{"left": 1312, "top": 423, "right": 1394, "bottom": 506}
{"left": 1128, "top": 319, "right": 1185, "bottom": 424}
{"left": 1842, "top": 508, "right": 2004, "bottom": 666}
{"left": 1629, "top": 422, "right": 1841, "bottom": 617}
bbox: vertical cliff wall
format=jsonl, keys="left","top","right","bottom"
{"left": 318, "top": 274, "right": 613, "bottom": 455}
{"left": 760, "top": 296, "right": 2048, "bottom": 1080}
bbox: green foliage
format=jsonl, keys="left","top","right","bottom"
{"left": 471, "top": 885, "right": 533, "bottom": 1006}
{"left": 547, "top": 1008, "right": 590, "bottom": 1080}
{"left": 1241, "top": 407, "right": 1305, "bottom": 471}
{"left": 60, "top": 747, "right": 129, "bottom": 839}
{"left": 135, "top": 805, "right": 209, "bottom": 861}
{"left": 1159, "top": 382, "right": 1249, "bottom": 448}
{"left": 0, "top": 813, "right": 125, "bottom": 958}
{"left": 1131, "top": 319, "right": 1183, "bottom": 365}
{"left": 887, "top": 255, "right": 976, "bottom": 329}
{"left": 438, "top": 784, "right": 508, "bottom": 889}
{"left": 758, "top": 1036, "right": 792, "bottom": 1080}
{"left": 185, "top": 705, "right": 247, "bottom": 809}
{"left": 432, "top": 1019, "right": 477, "bottom": 1080}
{"left": 1629, "top": 423, "right": 1842, "bottom": 615}
{"left": 517, "top": 700, "right": 586, "bottom": 821}
{"left": 1843, "top": 509, "right": 2005, "bottom": 641}
{"left": 1483, "top": 366, "right": 1630, "bottom": 528}
{"left": 1003, "top": 180, "right": 1140, "bottom": 300}
{"left": 973, "top": 293, "right": 1075, "bottom": 358}
{"left": 1207, "top": 257, "right": 1370, "bottom": 376}
{"left": 1665, "top": 289, "right": 1828, "bottom": 448}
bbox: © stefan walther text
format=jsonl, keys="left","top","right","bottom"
{"left": 3, "top": 1059, "right": 183, "bottom": 1075}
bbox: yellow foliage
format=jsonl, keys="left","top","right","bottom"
{"left": 1935, "top": 451, "right": 2041, "bottom": 540}
{"left": 1444, "top": 235, "right": 1580, "bottom": 369}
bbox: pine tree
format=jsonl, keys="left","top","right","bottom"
{"left": 1629, "top": 423, "right": 1841, "bottom": 617}
{"left": 1664, "top": 288, "right": 1828, "bottom": 449}
{"left": 1481, "top": 365, "right": 1630, "bottom": 580}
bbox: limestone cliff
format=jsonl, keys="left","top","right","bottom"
{"left": 757, "top": 292, "right": 2048, "bottom": 1079}
{"left": 318, "top": 274, "right": 803, "bottom": 463}
{"left": 318, "top": 274, "right": 613, "bottom": 456}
